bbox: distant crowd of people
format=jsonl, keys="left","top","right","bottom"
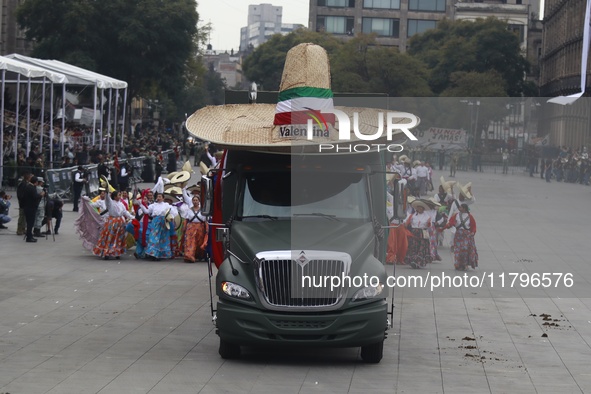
{"left": 535, "top": 146, "right": 590, "bottom": 184}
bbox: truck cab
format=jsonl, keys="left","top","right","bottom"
{"left": 202, "top": 148, "right": 390, "bottom": 363}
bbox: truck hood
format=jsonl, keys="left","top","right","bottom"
{"left": 230, "top": 219, "right": 375, "bottom": 264}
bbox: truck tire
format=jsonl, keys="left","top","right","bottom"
{"left": 361, "top": 339, "right": 384, "bottom": 363}
{"left": 219, "top": 339, "right": 241, "bottom": 359}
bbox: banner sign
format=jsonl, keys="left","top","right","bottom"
{"left": 408, "top": 127, "right": 468, "bottom": 151}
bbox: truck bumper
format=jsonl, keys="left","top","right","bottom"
{"left": 216, "top": 299, "right": 388, "bottom": 347}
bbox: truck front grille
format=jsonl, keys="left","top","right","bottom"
{"left": 255, "top": 251, "right": 351, "bottom": 311}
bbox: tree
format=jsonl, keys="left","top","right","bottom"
{"left": 242, "top": 29, "right": 342, "bottom": 91}
{"left": 243, "top": 31, "right": 432, "bottom": 97}
{"left": 408, "top": 18, "right": 531, "bottom": 97}
{"left": 440, "top": 71, "right": 507, "bottom": 97}
{"left": 16, "top": 0, "right": 201, "bottom": 121}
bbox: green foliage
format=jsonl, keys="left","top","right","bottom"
{"left": 243, "top": 29, "right": 342, "bottom": 91}
{"left": 440, "top": 71, "right": 507, "bottom": 97}
{"left": 408, "top": 18, "right": 531, "bottom": 97}
{"left": 243, "top": 31, "right": 432, "bottom": 97}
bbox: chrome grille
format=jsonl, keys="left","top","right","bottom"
{"left": 255, "top": 251, "right": 351, "bottom": 311}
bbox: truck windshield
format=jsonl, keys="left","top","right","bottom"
{"left": 239, "top": 171, "right": 370, "bottom": 220}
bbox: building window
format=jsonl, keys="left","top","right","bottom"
{"left": 362, "top": 18, "right": 400, "bottom": 37}
{"left": 407, "top": 19, "right": 437, "bottom": 37}
{"left": 408, "top": 0, "right": 446, "bottom": 12}
{"left": 508, "top": 24, "right": 525, "bottom": 45}
{"left": 317, "top": 0, "right": 355, "bottom": 7}
{"left": 363, "top": 0, "right": 401, "bottom": 9}
{"left": 317, "top": 16, "right": 355, "bottom": 34}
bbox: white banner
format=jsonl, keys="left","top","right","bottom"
{"left": 409, "top": 127, "right": 468, "bottom": 151}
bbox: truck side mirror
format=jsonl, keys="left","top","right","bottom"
{"left": 200, "top": 175, "right": 214, "bottom": 216}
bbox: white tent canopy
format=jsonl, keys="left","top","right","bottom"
{"left": 0, "top": 55, "right": 69, "bottom": 84}
{"left": 6, "top": 54, "right": 127, "bottom": 89}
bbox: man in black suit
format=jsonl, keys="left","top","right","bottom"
{"left": 22, "top": 176, "right": 44, "bottom": 242}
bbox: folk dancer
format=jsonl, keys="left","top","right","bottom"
{"left": 138, "top": 192, "right": 177, "bottom": 260}
{"left": 445, "top": 203, "right": 478, "bottom": 270}
{"left": 93, "top": 190, "right": 134, "bottom": 260}
{"left": 131, "top": 189, "right": 154, "bottom": 259}
{"left": 403, "top": 199, "right": 433, "bottom": 268}
{"left": 180, "top": 187, "right": 208, "bottom": 263}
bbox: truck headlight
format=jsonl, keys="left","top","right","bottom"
{"left": 221, "top": 281, "right": 252, "bottom": 300}
{"left": 352, "top": 283, "right": 384, "bottom": 302}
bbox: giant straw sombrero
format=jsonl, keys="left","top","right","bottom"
{"left": 185, "top": 43, "right": 419, "bottom": 151}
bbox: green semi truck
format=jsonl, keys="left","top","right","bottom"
{"left": 199, "top": 148, "right": 392, "bottom": 363}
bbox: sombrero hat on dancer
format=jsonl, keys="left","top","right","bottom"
{"left": 170, "top": 171, "right": 191, "bottom": 187}
{"left": 425, "top": 197, "right": 441, "bottom": 209}
{"left": 99, "top": 177, "right": 115, "bottom": 193}
{"left": 165, "top": 186, "right": 183, "bottom": 198}
{"left": 410, "top": 199, "right": 431, "bottom": 211}
{"left": 413, "top": 160, "right": 421, "bottom": 168}
{"left": 164, "top": 208, "right": 174, "bottom": 230}
{"left": 166, "top": 171, "right": 179, "bottom": 180}
{"left": 439, "top": 176, "right": 456, "bottom": 194}
{"left": 457, "top": 182, "right": 473, "bottom": 200}
{"left": 185, "top": 43, "right": 419, "bottom": 152}
{"left": 181, "top": 161, "right": 194, "bottom": 174}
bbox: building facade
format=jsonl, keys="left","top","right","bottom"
{"left": 308, "top": 0, "right": 540, "bottom": 53}
{"left": 309, "top": 0, "right": 453, "bottom": 51}
{"left": 0, "top": 0, "right": 34, "bottom": 56}
{"left": 538, "top": 0, "right": 590, "bottom": 150}
{"left": 204, "top": 45, "right": 246, "bottom": 90}
{"left": 239, "top": 3, "right": 305, "bottom": 51}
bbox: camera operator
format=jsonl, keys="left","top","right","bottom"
{"left": 0, "top": 190, "right": 12, "bottom": 229}
{"left": 33, "top": 177, "right": 47, "bottom": 238}
{"left": 43, "top": 195, "right": 63, "bottom": 235}
{"left": 73, "top": 165, "right": 88, "bottom": 212}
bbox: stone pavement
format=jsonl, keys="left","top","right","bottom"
{"left": 0, "top": 170, "right": 590, "bottom": 393}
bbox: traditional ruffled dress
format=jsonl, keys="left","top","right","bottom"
{"left": 140, "top": 201, "right": 177, "bottom": 260}
{"left": 93, "top": 194, "right": 133, "bottom": 258}
{"left": 447, "top": 212, "right": 478, "bottom": 270}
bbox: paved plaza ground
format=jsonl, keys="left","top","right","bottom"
{"left": 0, "top": 168, "right": 590, "bottom": 393}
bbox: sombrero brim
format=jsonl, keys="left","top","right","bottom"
{"left": 186, "top": 104, "right": 420, "bottom": 151}
{"left": 170, "top": 171, "right": 191, "bottom": 184}
{"left": 411, "top": 200, "right": 431, "bottom": 211}
{"left": 166, "top": 186, "right": 183, "bottom": 196}
{"left": 457, "top": 182, "right": 473, "bottom": 199}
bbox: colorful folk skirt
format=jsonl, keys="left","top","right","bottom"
{"left": 452, "top": 228, "right": 479, "bottom": 270}
{"left": 145, "top": 216, "right": 172, "bottom": 260}
{"left": 184, "top": 221, "right": 208, "bottom": 262}
{"left": 404, "top": 228, "right": 432, "bottom": 268}
{"left": 93, "top": 216, "right": 127, "bottom": 258}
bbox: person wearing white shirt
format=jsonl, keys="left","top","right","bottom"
{"left": 400, "top": 161, "right": 418, "bottom": 197}
{"left": 93, "top": 191, "right": 133, "bottom": 260}
{"left": 89, "top": 190, "right": 107, "bottom": 214}
{"left": 139, "top": 192, "right": 176, "bottom": 260}
{"left": 415, "top": 162, "right": 429, "bottom": 196}
{"left": 180, "top": 187, "right": 209, "bottom": 263}
{"left": 403, "top": 200, "right": 433, "bottom": 268}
